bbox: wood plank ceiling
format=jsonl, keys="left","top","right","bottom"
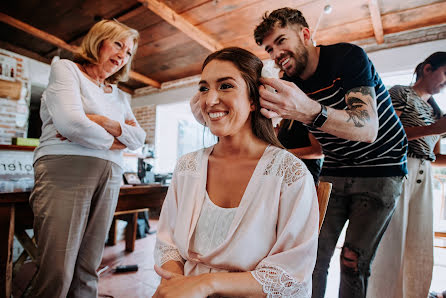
{"left": 1, "top": 0, "right": 445, "bottom": 94}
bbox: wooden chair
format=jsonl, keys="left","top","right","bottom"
{"left": 107, "top": 208, "right": 149, "bottom": 252}
{"left": 316, "top": 181, "right": 332, "bottom": 232}
{"left": 13, "top": 228, "right": 38, "bottom": 297}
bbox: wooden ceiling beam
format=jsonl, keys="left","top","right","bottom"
{"left": 296, "top": 2, "right": 446, "bottom": 46}
{"left": 46, "top": 5, "right": 151, "bottom": 59}
{"left": 0, "top": 12, "right": 78, "bottom": 53}
{"left": 138, "top": 0, "right": 223, "bottom": 52}
{"left": 0, "top": 41, "right": 51, "bottom": 64}
{"left": 368, "top": 0, "right": 384, "bottom": 44}
{"left": 129, "top": 70, "right": 161, "bottom": 88}
{"left": 0, "top": 12, "right": 161, "bottom": 88}
{"left": 382, "top": 2, "right": 446, "bottom": 34}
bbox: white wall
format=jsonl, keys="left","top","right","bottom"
{"left": 28, "top": 58, "right": 51, "bottom": 88}
{"left": 368, "top": 39, "right": 446, "bottom": 75}
{"left": 132, "top": 84, "right": 197, "bottom": 107}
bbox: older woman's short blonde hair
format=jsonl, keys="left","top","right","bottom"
{"left": 74, "top": 19, "right": 139, "bottom": 84}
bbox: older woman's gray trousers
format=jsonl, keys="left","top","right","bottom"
{"left": 29, "top": 155, "right": 122, "bottom": 298}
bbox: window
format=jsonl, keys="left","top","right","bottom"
{"left": 154, "top": 101, "right": 216, "bottom": 174}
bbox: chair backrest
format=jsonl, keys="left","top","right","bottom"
{"left": 316, "top": 181, "right": 332, "bottom": 232}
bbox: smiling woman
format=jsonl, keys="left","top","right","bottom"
{"left": 199, "top": 48, "right": 283, "bottom": 147}
{"left": 153, "top": 47, "right": 319, "bottom": 298}
{"left": 29, "top": 20, "right": 146, "bottom": 298}
{"left": 198, "top": 60, "right": 257, "bottom": 142}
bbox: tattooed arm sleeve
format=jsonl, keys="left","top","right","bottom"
{"left": 309, "top": 85, "right": 379, "bottom": 143}
{"left": 345, "top": 86, "right": 377, "bottom": 128}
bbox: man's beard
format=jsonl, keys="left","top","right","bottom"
{"left": 286, "top": 46, "right": 309, "bottom": 78}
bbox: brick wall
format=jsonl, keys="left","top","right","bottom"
{"left": 132, "top": 105, "right": 156, "bottom": 146}
{"left": 0, "top": 50, "right": 31, "bottom": 145}
{"left": 0, "top": 98, "right": 28, "bottom": 144}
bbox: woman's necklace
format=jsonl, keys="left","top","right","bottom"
{"left": 80, "top": 64, "right": 105, "bottom": 88}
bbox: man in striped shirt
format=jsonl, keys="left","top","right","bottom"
{"left": 254, "top": 7, "right": 408, "bottom": 298}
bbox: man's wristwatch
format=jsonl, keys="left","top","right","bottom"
{"left": 312, "top": 104, "right": 328, "bottom": 128}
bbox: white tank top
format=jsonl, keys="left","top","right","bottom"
{"left": 190, "top": 192, "right": 237, "bottom": 255}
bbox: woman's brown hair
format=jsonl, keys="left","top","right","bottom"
{"left": 414, "top": 51, "right": 446, "bottom": 81}
{"left": 202, "top": 47, "right": 283, "bottom": 148}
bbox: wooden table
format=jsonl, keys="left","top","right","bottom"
{"left": 0, "top": 184, "right": 168, "bottom": 298}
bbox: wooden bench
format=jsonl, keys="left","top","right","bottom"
{"left": 107, "top": 208, "right": 149, "bottom": 252}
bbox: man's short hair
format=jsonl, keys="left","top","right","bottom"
{"left": 254, "top": 7, "right": 309, "bottom": 46}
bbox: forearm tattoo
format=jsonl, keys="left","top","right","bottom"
{"left": 346, "top": 97, "right": 370, "bottom": 127}
{"left": 345, "top": 87, "right": 376, "bottom": 127}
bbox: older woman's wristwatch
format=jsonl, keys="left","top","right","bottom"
{"left": 312, "top": 104, "right": 328, "bottom": 128}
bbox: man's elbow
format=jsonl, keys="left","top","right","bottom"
{"left": 363, "top": 134, "right": 377, "bottom": 143}
{"left": 362, "top": 125, "right": 378, "bottom": 143}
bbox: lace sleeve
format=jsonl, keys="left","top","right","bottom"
{"left": 263, "top": 149, "right": 306, "bottom": 187}
{"left": 251, "top": 263, "right": 311, "bottom": 298}
{"left": 154, "top": 240, "right": 184, "bottom": 267}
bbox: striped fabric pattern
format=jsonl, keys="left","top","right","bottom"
{"left": 390, "top": 85, "right": 442, "bottom": 161}
{"left": 285, "top": 43, "right": 408, "bottom": 177}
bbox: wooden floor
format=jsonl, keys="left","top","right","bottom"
{"left": 12, "top": 219, "right": 446, "bottom": 297}
{"left": 12, "top": 220, "right": 160, "bottom": 298}
{"left": 97, "top": 230, "right": 160, "bottom": 298}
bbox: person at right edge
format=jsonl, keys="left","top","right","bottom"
{"left": 368, "top": 52, "right": 446, "bottom": 298}
{"left": 253, "top": 7, "right": 408, "bottom": 298}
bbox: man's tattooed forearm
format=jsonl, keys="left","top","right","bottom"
{"left": 346, "top": 97, "right": 370, "bottom": 127}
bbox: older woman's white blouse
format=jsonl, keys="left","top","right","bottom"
{"left": 34, "top": 59, "right": 146, "bottom": 168}
{"left": 154, "top": 145, "right": 319, "bottom": 298}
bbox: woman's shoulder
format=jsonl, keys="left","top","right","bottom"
{"left": 51, "top": 59, "right": 77, "bottom": 70}
{"left": 49, "top": 59, "right": 80, "bottom": 79}
{"left": 264, "top": 146, "right": 309, "bottom": 186}
{"left": 389, "top": 85, "right": 412, "bottom": 97}
{"left": 389, "top": 84, "right": 410, "bottom": 91}
{"left": 268, "top": 146, "right": 304, "bottom": 164}
{"left": 175, "top": 147, "right": 211, "bottom": 174}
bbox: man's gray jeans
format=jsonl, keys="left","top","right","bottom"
{"left": 312, "top": 175, "right": 404, "bottom": 298}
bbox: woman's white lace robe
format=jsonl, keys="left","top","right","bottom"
{"left": 154, "top": 145, "right": 319, "bottom": 298}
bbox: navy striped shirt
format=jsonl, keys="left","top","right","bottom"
{"left": 283, "top": 43, "right": 408, "bottom": 177}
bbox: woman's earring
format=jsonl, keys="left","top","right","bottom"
{"left": 250, "top": 102, "right": 256, "bottom": 112}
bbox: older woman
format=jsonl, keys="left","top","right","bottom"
{"left": 29, "top": 20, "right": 145, "bottom": 297}
{"left": 368, "top": 52, "right": 446, "bottom": 298}
{"left": 153, "top": 47, "right": 318, "bottom": 298}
